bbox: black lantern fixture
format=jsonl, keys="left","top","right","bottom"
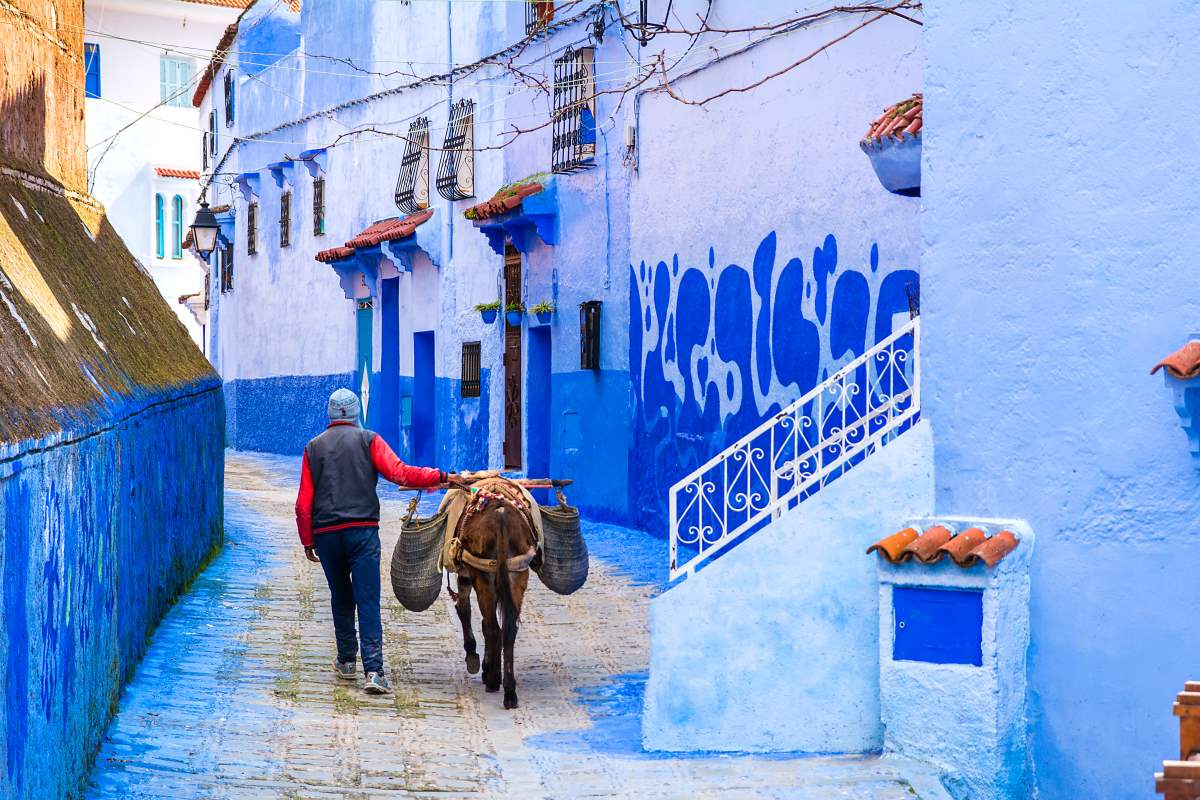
{"left": 189, "top": 200, "right": 220, "bottom": 257}
{"left": 629, "top": 0, "right": 671, "bottom": 47}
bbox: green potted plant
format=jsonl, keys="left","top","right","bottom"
{"left": 531, "top": 300, "right": 555, "bottom": 325}
{"left": 505, "top": 302, "right": 525, "bottom": 326}
{"left": 475, "top": 300, "right": 501, "bottom": 324}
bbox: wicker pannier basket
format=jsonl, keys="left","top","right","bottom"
{"left": 389, "top": 510, "right": 449, "bottom": 612}
{"left": 534, "top": 501, "right": 588, "bottom": 595}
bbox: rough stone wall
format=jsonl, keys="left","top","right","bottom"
{"left": 0, "top": 3, "right": 226, "bottom": 797}
{"left": 0, "top": 0, "right": 86, "bottom": 191}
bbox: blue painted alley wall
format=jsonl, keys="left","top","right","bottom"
{"left": 923, "top": 2, "right": 1200, "bottom": 798}
{"left": 0, "top": 384, "right": 224, "bottom": 800}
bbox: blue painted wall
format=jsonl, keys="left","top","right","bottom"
{"left": 629, "top": 232, "right": 918, "bottom": 533}
{"left": 923, "top": 2, "right": 1200, "bottom": 797}
{"left": 0, "top": 384, "right": 224, "bottom": 800}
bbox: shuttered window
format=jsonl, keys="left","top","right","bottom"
{"left": 154, "top": 194, "right": 165, "bottom": 259}
{"left": 171, "top": 195, "right": 184, "bottom": 258}
{"left": 461, "top": 342, "right": 481, "bottom": 397}
{"left": 160, "top": 56, "right": 193, "bottom": 107}
{"left": 224, "top": 69, "right": 235, "bottom": 126}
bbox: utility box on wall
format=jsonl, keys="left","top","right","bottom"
{"left": 869, "top": 518, "right": 1034, "bottom": 800}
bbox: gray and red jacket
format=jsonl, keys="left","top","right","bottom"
{"left": 294, "top": 421, "right": 444, "bottom": 547}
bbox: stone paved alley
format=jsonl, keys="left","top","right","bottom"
{"left": 85, "top": 452, "right": 949, "bottom": 799}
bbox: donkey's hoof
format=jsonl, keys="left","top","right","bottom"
{"left": 465, "top": 653, "right": 480, "bottom": 674}
{"left": 485, "top": 681, "right": 500, "bottom": 693}
{"left": 504, "top": 692, "right": 519, "bottom": 710}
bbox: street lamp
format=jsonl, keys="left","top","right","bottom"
{"left": 189, "top": 200, "right": 220, "bottom": 257}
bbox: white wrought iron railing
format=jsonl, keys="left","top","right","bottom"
{"left": 668, "top": 316, "right": 921, "bottom": 580}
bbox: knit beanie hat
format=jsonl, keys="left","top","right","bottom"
{"left": 327, "top": 388, "right": 361, "bottom": 422}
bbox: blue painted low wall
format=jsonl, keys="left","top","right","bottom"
{"left": 0, "top": 382, "right": 224, "bottom": 800}
{"left": 643, "top": 421, "right": 933, "bottom": 753}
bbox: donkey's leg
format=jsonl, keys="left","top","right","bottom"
{"left": 476, "top": 583, "right": 502, "bottom": 692}
{"left": 455, "top": 574, "right": 480, "bottom": 674}
{"left": 501, "top": 572, "right": 528, "bottom": 710}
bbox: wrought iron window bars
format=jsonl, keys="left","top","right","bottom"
{"left": 552, "top": 47, "right": 597, "bottom": 174}
{"left": 246, "top": 201, "right": 258, "bottom": 255}
{"left": 220, "top": 239, "right": 234, "bottom": 293}
{"left": 437, "top": 99, "right": 475, "bottom": 201}
{"left": 279, "top": 190, "right": 291, "bottom": 247}
{"left": 395, "top": 117, "right": 431, "bottom": 214}
{"left": 525, "top": 0, "right": 554, "bottom": 34}
{"left": 461, "top": 341, "right": 481, "bottom": 397}
{"left": 224, "top": 70, "right": 234, "bottom": 127}
{"left": 313, "top": 177, "right": 325, "bottom": 236}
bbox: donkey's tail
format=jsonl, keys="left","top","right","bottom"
{"left": 494, "top": 504, "right": 519, "bottom": 638}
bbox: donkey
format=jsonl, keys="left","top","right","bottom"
{"left": 451, "top": 492, "right": 538, "bottom": 709}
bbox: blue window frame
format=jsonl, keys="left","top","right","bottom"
{"left": 160, "top": 56, "right": 193, "bottom": 107}
{"left": 171, "top": 195, "right": 184, "bottom": 258}
{"left": 154, "top": 193, "right": 165, "bottom": 259}
{"left": 84, "top": 43, "right": 101, "bottom": 98}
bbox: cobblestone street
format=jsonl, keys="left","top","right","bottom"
{"left": 85, "top": 452, "right": 948, "bottom": 799}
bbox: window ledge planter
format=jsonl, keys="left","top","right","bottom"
{"left": 860, "top": 93, "right": 922, "bottom": 197}
{"left": 530, "top": 301, "right": 555, "bottom": 326}
{"left": 476, "top": 302, "right": 501, "bottom": 324}
{"left": 505, "top": 303, "right": 526, "bottom": 327}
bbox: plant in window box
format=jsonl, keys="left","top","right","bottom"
{"left": 475, "top": 300, "right": 501, "bottom": 324}
{"left": 505, "top": 302, "right": 525, "bottom": 326}
{"left": 860, "top": 93, "right": 922, "bottom": 197}
{"left": 530, "top": 300, "right": 555, "bottom": 325}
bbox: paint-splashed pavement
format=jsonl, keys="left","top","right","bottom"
{"left": 86, "top": 451, "right": 948, "bottom": 799}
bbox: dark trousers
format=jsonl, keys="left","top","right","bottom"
{"left": 314, "top": 526, "right": 384, "bottom": 674}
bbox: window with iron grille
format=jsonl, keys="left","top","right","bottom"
{"left": 246, "top": 201, "right": 258, "bottom": 255}
{"left": 208, "top": 111, "right": 218, "bottom": 158}
{"left": 461, "top": 341, "right": 481, "bottom": 397}
{"left": 394, "top": 117, "right": 430, "bottom": 214}
{"left": 224, "top": 69, "right": 235, "bottom": 127}
{"left": 437, "top": 99, "right": 475, "bottom": 201}
{"left": 552, "top": 47, "right": 597, "bottom": 174}
{"left": 525, "top": 0, "right": 554, "bottom": 33}
{"left": 220, "top": 239, "right": 234, "bottom": 293}
{"left": 580, "top": 300, "right": 601, "bottom": 370}
{"left": 280, "top": 191, "right": 291, "bottom": 247}
{"left": 313, "top": 177, "right": 325, "bottom": 236}
{"left": 202, "top": 132, "right": 209, "bottom": 171}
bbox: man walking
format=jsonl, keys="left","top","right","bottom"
{"left": 295, "top": 388, "right": 454, "bottom": 694}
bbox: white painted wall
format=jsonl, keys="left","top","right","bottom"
{"left": 84, "top": 0, "right": 239, "bottom": 347}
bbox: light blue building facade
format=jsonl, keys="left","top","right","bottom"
{"left": 195, "top": 2, "right": 1196, "bottom": 799}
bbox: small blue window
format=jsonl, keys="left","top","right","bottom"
{"left": 893, "top": 586, "right": 983, "bottom": 666}
{"left": 171, "top": 195, "right": 184, "bottom": 259}
{"left": 84, "top": 43, "right": 101, "bottom": 99}
{"left": 154, "top": 193, "right": 165, "bottom": 259}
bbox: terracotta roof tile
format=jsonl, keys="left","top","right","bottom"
{"left": 344, "top": 209, "right": 434, "bottom": 249}
{"left": 180, "top": 0, "right": 254, "bottom": 8}
{"left": 869, "top": 525, "right": 1021, "bottom": 568}
{"left": 866, "top": 527, "right": 918, "bottom": 562}
{"left": 863, "top": 93, "right": 922, "bottom": 142}
{"left": 192, "top": 23, "right": 239, "bottom": 107}
{"left": 465, "top": 182, "right": 544, "bottom": 222}
{"left": 155, "top": 167, "right": 201, "bottom": 180}
{"left": 315, "top": 245, "right": 354, "bottom": 263}
{"left": 938, "top": 527, "right": 988, "bottom": 565}
{"left": 1152, "top": 341, "right": 1200, "bottom": 379}
{"left": 314, "top": 210, "right": 434, "bottom": 263}
{"left": 903, "top": 524, "right": 952, "bottom": 563}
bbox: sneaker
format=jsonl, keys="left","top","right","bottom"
{"left": 363, "top": 672, "right": 392, "bottom": 695}
{"left": 333, "top": 659, "right": 356, "bottom": 681}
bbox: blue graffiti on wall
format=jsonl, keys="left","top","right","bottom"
{"left": 628, "top": 231, "right": 918, "bottom": 532}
